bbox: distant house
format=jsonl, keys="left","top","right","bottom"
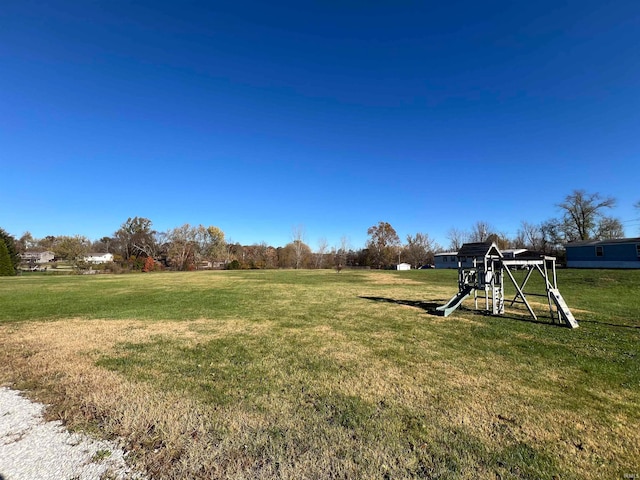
{"left": 565, "top": 238, "right": 640, "bottom": 269}
{"left": 396, "top": 262, "right": 411, "bottom": 271}
{"left": 20, "top": 251, "right": 55, "bottom": 263}
{"left": 84, "top": 253, "right": 114, "bottom": 264}
{"left": 434, "top": 252, "right": 459, "bottom": 269}
{"left": 501, "top": 248, "right": 529, "bottom": 259}
{"left": 434, "top": 248, "right": 535, "bottom": 269}
{"left": 197, "top": 260, "right": 226, "bottom": 270}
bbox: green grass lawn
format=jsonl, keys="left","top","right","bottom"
{"left": 0, "top": 269, "right": 638, "bottom": 479}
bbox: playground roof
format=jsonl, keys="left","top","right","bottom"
{"left": 457, "top": 242, "right": 502, "bottom": 259}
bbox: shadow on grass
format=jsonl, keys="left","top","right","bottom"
{"left": 572, "top": 318, "right": 640, "bottom": 329}
{"left": 359, "top": 296, "right": 444, "bottom": 315}
{"left": 472, "top": 309, "right": 565, "bottom": 327}
{"left": 467, "top": 310, "right": 640, "bottom": 330}
{"left": 360, "top": 296, "right": 567, "bottom": 327}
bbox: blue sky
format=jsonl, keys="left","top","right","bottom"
{"left": 2, "top": 1, "right": 639, "bottom": 250}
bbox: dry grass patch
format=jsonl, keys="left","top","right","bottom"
{"left": 362, "top": 272, "right": 426, "bottom": 286}
{"left": 1, "top": 316, "right": 638, "bottom": 479}
{"left": 0, "top": 318, "right": 277, "bottom": 476}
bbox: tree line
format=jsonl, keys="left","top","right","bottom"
{"left": 447, "top": 190, "right": 632, "bottom": 255}
{"left": 1, "top": 189, "right": 638, "bottom": 275}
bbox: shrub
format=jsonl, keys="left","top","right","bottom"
{"left": 227, "top": 259, "right": 241, "bottom": 270}
{"left": 142, "top": 256, "right": 156, "bottom": 272}
{"left": 128, "top": 256, "right": 145, "bottom": 271}
{"left": 106, "top": 262, "right": 125, "bottom": 274}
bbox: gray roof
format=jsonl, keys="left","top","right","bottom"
{"left": 565, "top": 237, "right": 640, "bottom": 247}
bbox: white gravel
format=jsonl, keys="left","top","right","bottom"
{"left": 0, "top": 387, "right": 146, "bottom": 480}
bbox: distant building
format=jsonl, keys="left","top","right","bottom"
{"left": 500, "top": 248, "right": 529, "bottom": 259}
{"left": 20, "top": 251, "right": 55, "bottom": 263}
{"left": 396, "top": 262, "right": 411, "bottom": 271}
{"left": 565, "top": 238, "right": 640, "bottom": 269}
{"left": 84, "top": 253, "right": 114, "bottom": 264}
{"left": 197, "top": 260, "right": 226, "bottom": 270}
{"left": 434, "top": 252, "right": 459, "bottom": 269}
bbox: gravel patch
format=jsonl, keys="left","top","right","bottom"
{"left": 0, "top": 387, "right": 146, "bottom": 480}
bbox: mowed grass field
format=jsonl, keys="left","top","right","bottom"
{"left": 0, "top": 269, "right": 638, "bottom": 479}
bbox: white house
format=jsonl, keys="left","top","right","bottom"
{"left": 84, "top": 253, "right": 114, "bottom": 263}
{"left": 396, "top": 262, "right": 411, "bottom": 271}
{"left": 20, "top": 251, "right": 55, "bottom": 263}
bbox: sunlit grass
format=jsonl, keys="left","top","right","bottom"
{"left": 0, "top": 269, "right": 638, "bottom": 479}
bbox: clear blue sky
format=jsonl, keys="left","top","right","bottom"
{"left": 2, "top": 1, "right": 639, "bottom": 250}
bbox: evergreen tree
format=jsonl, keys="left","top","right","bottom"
{"left": 0, "top": 238, "right": 16, "bottom": 276}
{"left": 0, "top": 228, "right": 19, "bottom": 274}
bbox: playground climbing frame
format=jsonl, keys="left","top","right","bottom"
{"left": 436, "top": 242, "right": 578, "bottom": 328}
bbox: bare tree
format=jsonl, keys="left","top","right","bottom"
{"left": 540, "top": 218, "right": 566, "bottom": 256}
{"left": 446, "top": 228, "right": 468, "bottom": 251}
{"left": 315, "top": 238, "right": 328, "bottom": 269}
{"left": 265, "top": 245, "right": 278, "bottom": 269}
{"left": 250, "top": 242, "right": 267, "bottom": 269}
{"left": 333, "top": 236, "right": 350, "bottom": 272}
{"left": 596, "top": 216, "right": 625, "bottom": 239}
{"left": 469, "top": 221, "right": 494, "bottom": 243}
{"left": 291, "top": 225, "right": 306, "bottom": 269}
{"left": 245, "top": 242, "right": 277, "bottom": 269}
{"left": 163, "top": 224, "right": 225, "bottom": 270}
{"left": 165, "top": 224, "right": 200, "bottom": 270}
{"left": 225, "top": 239, "right": 239, "bottom": 264}
{"left": 16, "top": 232, "right": 36, "bottom": 253}
{"left": 515, "top": 221, "right": 544, "bottom": 251}
{"left": 114, "top": 217, "right": 157, "bottom": 260}
{"left": 404, "top": 232, "right": 439, "bottom": 268}
{"left": 557, "top": 189, "right": 617, "bottom": 241}
{"left": 91, "top": 236, "right": 113, "bottom": 254}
